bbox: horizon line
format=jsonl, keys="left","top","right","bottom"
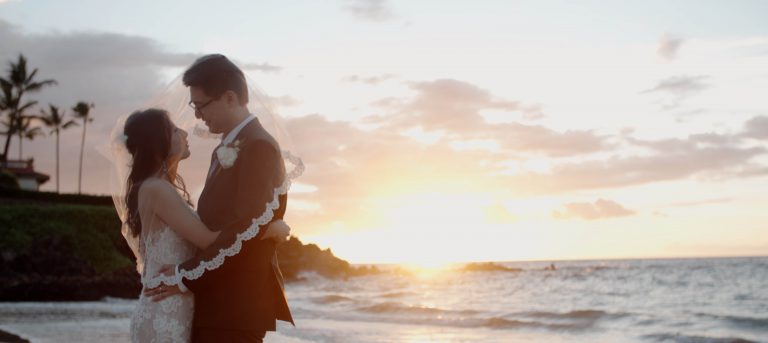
{"left": 350, "top": 254, "right": 768, "bottom": 266}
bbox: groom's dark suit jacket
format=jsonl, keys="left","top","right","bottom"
{"left": 180, "top": 118, "right": 293, "bottom": 332}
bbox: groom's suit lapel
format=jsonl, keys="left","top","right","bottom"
{"left": 207, "top": 158, "right": 223, "bottom": 183}
{"left": 198, "top": 119, "right": 258, "bottom": 228}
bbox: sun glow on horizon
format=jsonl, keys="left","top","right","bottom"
{"left": 398, "top": 261, "right": 457, "bottom": 279}
{"left": 298, "top": 191, "right": 557, "bottom": 265}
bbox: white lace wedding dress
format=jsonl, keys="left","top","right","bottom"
{"left": 130, "top": 225, "right": 197, "bottom": 343}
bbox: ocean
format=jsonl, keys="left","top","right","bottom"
{"left": 1, "top": 257, "right": 766, "bottom": 342}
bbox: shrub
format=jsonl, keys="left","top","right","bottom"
{"left": 0, "top": 187, "right": 113, "bottom": 205}
{"left": 0, "top": 169, "right": 20, "bottom": 189}
{"left": 0, "top": 204, "right": 131, "bottom": 274}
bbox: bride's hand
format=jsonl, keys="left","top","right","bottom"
{"left": 145, "top": 265, "right": 182, "bottom": 302}
{"left": 262, "top": 219, "right": 291, "bottom": 243}
{"left": 146, "top": 284, "right": 183, "bottom": 302}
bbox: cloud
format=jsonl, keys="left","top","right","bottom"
{"left": 343, "top": 74, "right": 396, "bottom": 85}
{"left": 625, "top": 133, "right": 739, "bottom": 153}
{"left": 281, "top": 100, "right": 767, "bottom": 234}
{"left": 663, "top": 197, "right": 731, "bottom": 208}
{"left": 5, "top": 16, "right": 764, "bottom": 236}
{"left": 241, "top": 62, "right": 283, "bottom": 73}
{"left": 743, "top": 116, "right": 768, "bottom": 140}
{"left": 643, "top": 75, "right": 708, "bottom": 95}
{"left": 277, "top": 87, "right": 768, "bottom": 234}
{"left": 0, "top": 20, "right": 198, "bottom": 111}
{"left": 371, "top": 78, "right": 607, "bottom": 157}
{"left": 657, "top": 34, "right": 684, "bottom": 61}
{"left": 0, "top": 19, "right": 290, "bottom": 195}
{"left": 641, "top": 75, "right": 709, "bottom": 109}
{"left": 268, "top": 95, "right": 302, "bottom": 108}
{"left": 353, "top": 80, "right": 766, "bottom": 198}
{"left": 282, "top": 113, "right": 507, "bottom": 233}
{"left": 342, "top": 0, "right": 397, "bottom": 22}
{"left": 504, "top": 126, "right": 767, "bottom": 194}
{"left": 552, "top": 199, "right": 636, "bottom": 220}
{"left": 0, "top": 19, "right": 206, "bottom": 193}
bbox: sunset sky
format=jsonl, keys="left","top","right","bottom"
{"left": 1, "top": 0, "right": 767, "bottom": 264}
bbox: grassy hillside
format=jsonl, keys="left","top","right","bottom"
{"left": 0, "top": 189, "right": 377, "bottom": 301}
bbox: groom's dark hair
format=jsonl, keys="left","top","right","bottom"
{"left": 183, "top": 54, "right": 249, "bottom": 105}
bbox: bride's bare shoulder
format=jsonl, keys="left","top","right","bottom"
{"left": 138, "top": 178, "right": 175, "bottom": 199}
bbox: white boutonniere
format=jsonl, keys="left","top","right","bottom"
{"left": 216, "top": 139, "right": 241, "bottom": 169}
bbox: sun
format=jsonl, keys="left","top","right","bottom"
{"left": 400, "top": 260, "right": 455, "bottom": 278}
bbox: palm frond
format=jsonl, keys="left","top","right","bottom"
{"left": 63, "top": 120, "right": 78, "bottom": 129}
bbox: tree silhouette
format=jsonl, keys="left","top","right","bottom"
{"left": 17, "top": 116, "right": 44, "bottom": 159}
{"left": 72, "top": 101, "right": 94, "bottom": 194}
{"left": 0, "top": 54, "right": 57, "bottom": 162}
{"left": 38, "top": 104, "right": 78, "bottom": 193}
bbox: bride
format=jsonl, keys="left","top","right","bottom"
{"left": 119, "top": 108, "right": 290, "bottom": 342}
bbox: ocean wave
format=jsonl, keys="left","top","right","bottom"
{"left": 379, "top": 291, "right": 413, "bottom": 298}
{"left": 358, "top": 302, "right": 452, "bottom": 314}
{"left": 353, "top": 302, "right": 606, "bottom": 331}
{"left": 461, "top": 263, "right": 624, "bottom": 273}
{"left": 0, "top": 301, "right": 133, "bottom": 320}
{"left": 353, "top": 312, "right": 597, "bottom": 331}
{"left": 484, "top": 317, "right": 595, "bottom": 331}
{"left": 516, "top": 309, "right": 627, "bottom": 321}
{"left": 312, "top": 295, "right": 356, "bottom": 304}
{"left": 553, "top": 265, "right": 618, "bottom": 272}
{"left": 642, "top": 333, "right": 758, "bottom": 343}
{"left": 695, "top": 312, "right": 768, "bottom": 331}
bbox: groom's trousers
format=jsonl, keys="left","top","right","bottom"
{"left": 192, "top": 327, "right": 266, "bottom": 343}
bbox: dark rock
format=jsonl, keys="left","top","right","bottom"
{"left": 0, "top": 329, "right": 29, "bottom": 343}
{"left": 277, "top": 236, "right": 381, "bottom": 281}
{"left": 462, "top": 262, "right": 522, "bottom": 273}
{"left": 0, "top": 267, "right": 140, "bottom": 301}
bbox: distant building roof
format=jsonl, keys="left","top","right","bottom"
{"left": 1, "top": 159, "right": 50, "bottom": 183}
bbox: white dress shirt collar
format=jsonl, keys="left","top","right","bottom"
{"left": 222, "top": 114, "right": 256, "bottom": 145}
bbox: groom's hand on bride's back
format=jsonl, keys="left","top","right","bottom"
{"left": 261, "top": 219, "right": 291, "bottom": 243}
{"left": 144, "top": 265, "right": 183, "bottom": 302}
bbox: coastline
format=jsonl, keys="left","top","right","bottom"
{"left": 0, "top": 191, "right": 379, "bottom": 302}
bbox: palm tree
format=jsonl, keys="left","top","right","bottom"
{"left": 39, "top": 104, "right": 78, "bottom": 193}
{"left": 0, "top": 82, "right": 12, "bottom": 154}
{"left": 0, "top": 54, "right": 57, "bottom": 162}
{"left": 72, "top": 101, "right": 94, "bottom": 194}
{"left": 17, "top": 116, "right": 44, "bottom": 159}
{"left": 0, "top": 79, "right": 17, "bottom": 161}
{"left": 2, "top": 99, "right": 39, "bottom": 160}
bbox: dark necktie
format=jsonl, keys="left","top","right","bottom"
{"left": 206, "top": 145, "right": 221, "bottom": 180}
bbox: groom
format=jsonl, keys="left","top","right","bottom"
{"left": 151, "top": 54, "right": 293, "bottom": 342}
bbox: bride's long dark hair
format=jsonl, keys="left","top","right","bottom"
{"left": 123, "top": 108, "right": 191, "bottom": 237}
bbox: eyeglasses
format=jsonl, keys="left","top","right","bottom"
{"left": 188, "top": 98, "right": 215, "bottom": 115}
